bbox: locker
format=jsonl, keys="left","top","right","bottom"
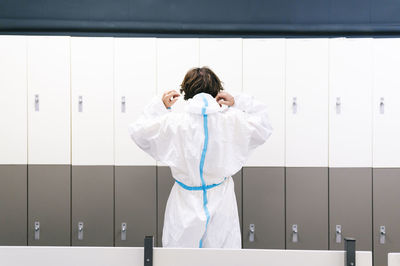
{"left": 242, "top": 39, "right": 285, "bottom": 167}
{"left": 373, "top": 169, "right": 400, "bottom": 266}
{"left": 156, "top": 166, "right": 175, "bottom": 247}
{"left": 71, "top": 37, "right": 114, "bottom": 165}
{"left": 286, "top": 167, "right": 328, "bottom": 250}
{"left": 115, "top": 166, "right": 156, "bottom": 247}
{"left": 329, "top": 38, "right": 373, "bottom": 167}
{"left": 285, "top": 39, "right": 329, "bottom": 167}
{"left": 199, "top": 38, "right": 242, "bottom": 92}
{"left": 0, "top": 36, "right": 27, "bottom": 164}
{"left": 242, "top": 167, "right": 285, "bottom": 249}
{"left": 329, "top": 168, "right": 372, "bottom": 251}
{"left": 114, "top": 38, "right": 157, "bottom": 166}
{"left": 372, "top": 38, "right": 400, "bottom": 167}
{"left": 157, "top": 166, "right": 242, "bottom": 247}
{"left": 71, "top": 166, "right": 114, "bottom": 246}
{"left": 27, "top": 36, "right": 70, "bottom": 164}
{"left": 157, "top": 38, "right": 199, "bottom": 114}
{"left": 0, "top": 165, "right": 27, "bottom": 245}
{"left": 28, "top": 165, "right": 70, "bottom": 246}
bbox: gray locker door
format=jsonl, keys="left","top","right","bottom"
{"left": 243, "top": 167, "right": 285, "bottom": 249}
{"left": 232, "top": 169, "right": 243, "bottom": 235}
{"left": 115, "top": 166, "right": 156, "bottom": 247}
{"left": 329, "top": 168, "right": 372, "bottom": 251}
{"left": 72, "top": 166, "right": 114, "bottom": 246}
{"left": 0, "top": 165, "right": 27, "bottom": 245}
{"left": 157, "top": 167, "right": 243, "bottom": 247}
{"left": 156, "top": 166, "right": 175, "bottom": 247}
{"left": 373, "top": 168, "right": 400, "bottom": 266}
{"left": 28, "top": 165, "right": 71, "bottom": 246}
{"left": 286, "top": 167, "right": 328, "bottom": 250}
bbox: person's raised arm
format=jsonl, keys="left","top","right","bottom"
{"left": 128, "top": 90, "right": 180, "bottom": 161}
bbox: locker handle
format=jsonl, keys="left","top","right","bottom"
{"left": 249, "top": 224, "right": 255, "bottom": 242}
{"left": 78, "top": 222, "right": 84, "bottom": 240}
{"left": 78, "top": 96, "right": 83, "bottom": 112}
{"left": 380, "top": 226, "right": 386, "bottom": 244}
{"left": 292, "top": 224, "right": 298, "bottom": 243}
{"left": 380, "top": 97, "right": 385, "bottom": 114}
{"left": 121, "top": 222, "right": 127, "bottom": 241}
{"left": 292, "top": 97, "right": 297, "bottom": 114}
{"left": 336, "top": 97, "right": 341, "bottom": 114}
{"left": 121, "top": 96, "right": 126, "bottom": 113}
{"left": 34, "top": 221, "right": 40, "bottom": 240}
{"left": 35, "top": 94, "right": 39, "bottom": 112}
{"left": 336, "top": 225, "right": 342, "bottom": 243}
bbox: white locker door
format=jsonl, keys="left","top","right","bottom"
{"left": 285, "top": 39, "right": 329, "bottom": 167}
{"left": 199, "top": 38, "right": 242, "bottom": 92}
{"left": 157, "top": 38, "right": 199, "bottom": 113}
{"left": 27, "top": 36, "right": 71, "bottom": 164}
{"left": 372, "top": 39, "right": 400, "bottom": 167}
{"left": 71, "top": 37, "right": 114, "bottom": 165}
{"left": 114, "top": 38, "right": 156, "bottom": 166}
{"left": 329, "top": 38, "right": 373, "bottom": 167}
{"left": 243, "top": 39, "right": 285, "bottom": 167}
{"left": 0, "top": 36, "right": 27, "bottom": 164}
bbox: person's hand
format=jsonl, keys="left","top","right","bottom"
{"left": 215, "top": 92, "right": 235, "bottom": 107}
{"left": 162, "top": 90, "right": 180, "bottom": 109}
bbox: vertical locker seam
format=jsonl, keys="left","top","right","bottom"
{"left": 155, "top": 38, "right": 159, "bottom": 246}
{"left": 370, "top": 39, "right": 375, "bottom": 265}
{"left": 283, "top": 39, "right": 287, "bottom": 250}
{"left": 69, "top": 36, "right": 72, "bottom": 246}
{"left": 112, "top": 38, "right": 116, "bottom": 246}
{"left": 240, "top": 38, "right": 243, "bottom": 249}
{"left": 327, "top": 38, "right": 331, "bottom": 250}
{"left": 26, "top": 37, "right": 29, "bottom": 246}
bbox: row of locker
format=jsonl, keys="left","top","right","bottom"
{"left": 0, "top": 165, "right": 398, "bottom": 266}
{"left": 1, "top": 36, "right": 400, "bottom": 167}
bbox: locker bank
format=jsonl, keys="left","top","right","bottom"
{"left": 1, "top": 1, "right": 400, "bottom": 266}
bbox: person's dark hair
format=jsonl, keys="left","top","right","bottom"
{"left": 180, "top": 67, "right": 224, "bottom": 100}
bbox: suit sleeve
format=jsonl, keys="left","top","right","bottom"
{"left": 128, "top": 96, "right": 174, "bottom": 162}
{"left": 230, "top": 92, "right": 273, "bottom": 152}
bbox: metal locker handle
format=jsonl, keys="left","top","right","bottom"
{"left": 292, "top": 224, "right": 298, "bottom": 243}
{"left": 121, "top": 96, "right": 126, "bottom": 113}
{"left": 249, "top": 224, "right": 255, "bottom": 242}
{"left": 78, "top": 222, "right": 84, "bottom": 240}
{"left": 380, "top": 97, "right": 385, "bottom": 114}
{"left": 78, "top": 96, "right": 83, "bottom": 112}
{"left": 121, "top": 222, "right": 127, "bottom": 241}
{"left": 292, "top": 97, "right": 297, "bottom": 114}
{"left": 336, "top": 97, "right": 341, "bottom": 114}
{"left": 35, "top": 94, "right": 39, "bottom": 112}
{"left": 380, "top": 226, "right": 386, "bottom": 244}
{"left": 336, "top": 225, "right": 342, "bottom": 243}
{"left": 34, "top": 221, "right": 40, "bottom": 240}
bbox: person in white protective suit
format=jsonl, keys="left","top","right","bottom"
{"left": 129, "top": 67, "right": 272, "bottom": 248}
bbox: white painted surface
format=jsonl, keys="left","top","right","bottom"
{"left": 199, "top": 38, "right": 242, "bottom": 92}
{"left": 0, "top": 247, "right": 372, "bottom": 266}
{"left": 0, "top": 36, "right": 27, "bottom": 164}
{"left": 243, "top": 39, "right": 286, "bottom": 166}
{"left": 156, "top": 38, "right": 199, "bottom": 166}
{"left": 27, "top": 36, "right": 71, "bottom": 164}
{"left": 329, "top": 38, "right": 373, "bottom": 167}
{"left": 389, "top": 253, "right": 400, "bottom": 266}
{"left": 71, "top": 37, "right": 114, "bottom": 165}
{"left": 114, "top": 38, "right": 157, "bottom": 166}
{"left": 372, "top": 38, "right": 400, "bottom": 168}
{"left": 285, "top": 39, "right": 329, "bottom": 167}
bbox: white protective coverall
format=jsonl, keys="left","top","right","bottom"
{"left": 129, "top": 92, "right": 272, "bottom": 248}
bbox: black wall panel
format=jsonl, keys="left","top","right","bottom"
{"left": 0, "top": 0, "right": 399, "bottom": 35}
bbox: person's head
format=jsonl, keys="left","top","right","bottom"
{"left": 180, "top": 67, "right": 224, "bottom": 100}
